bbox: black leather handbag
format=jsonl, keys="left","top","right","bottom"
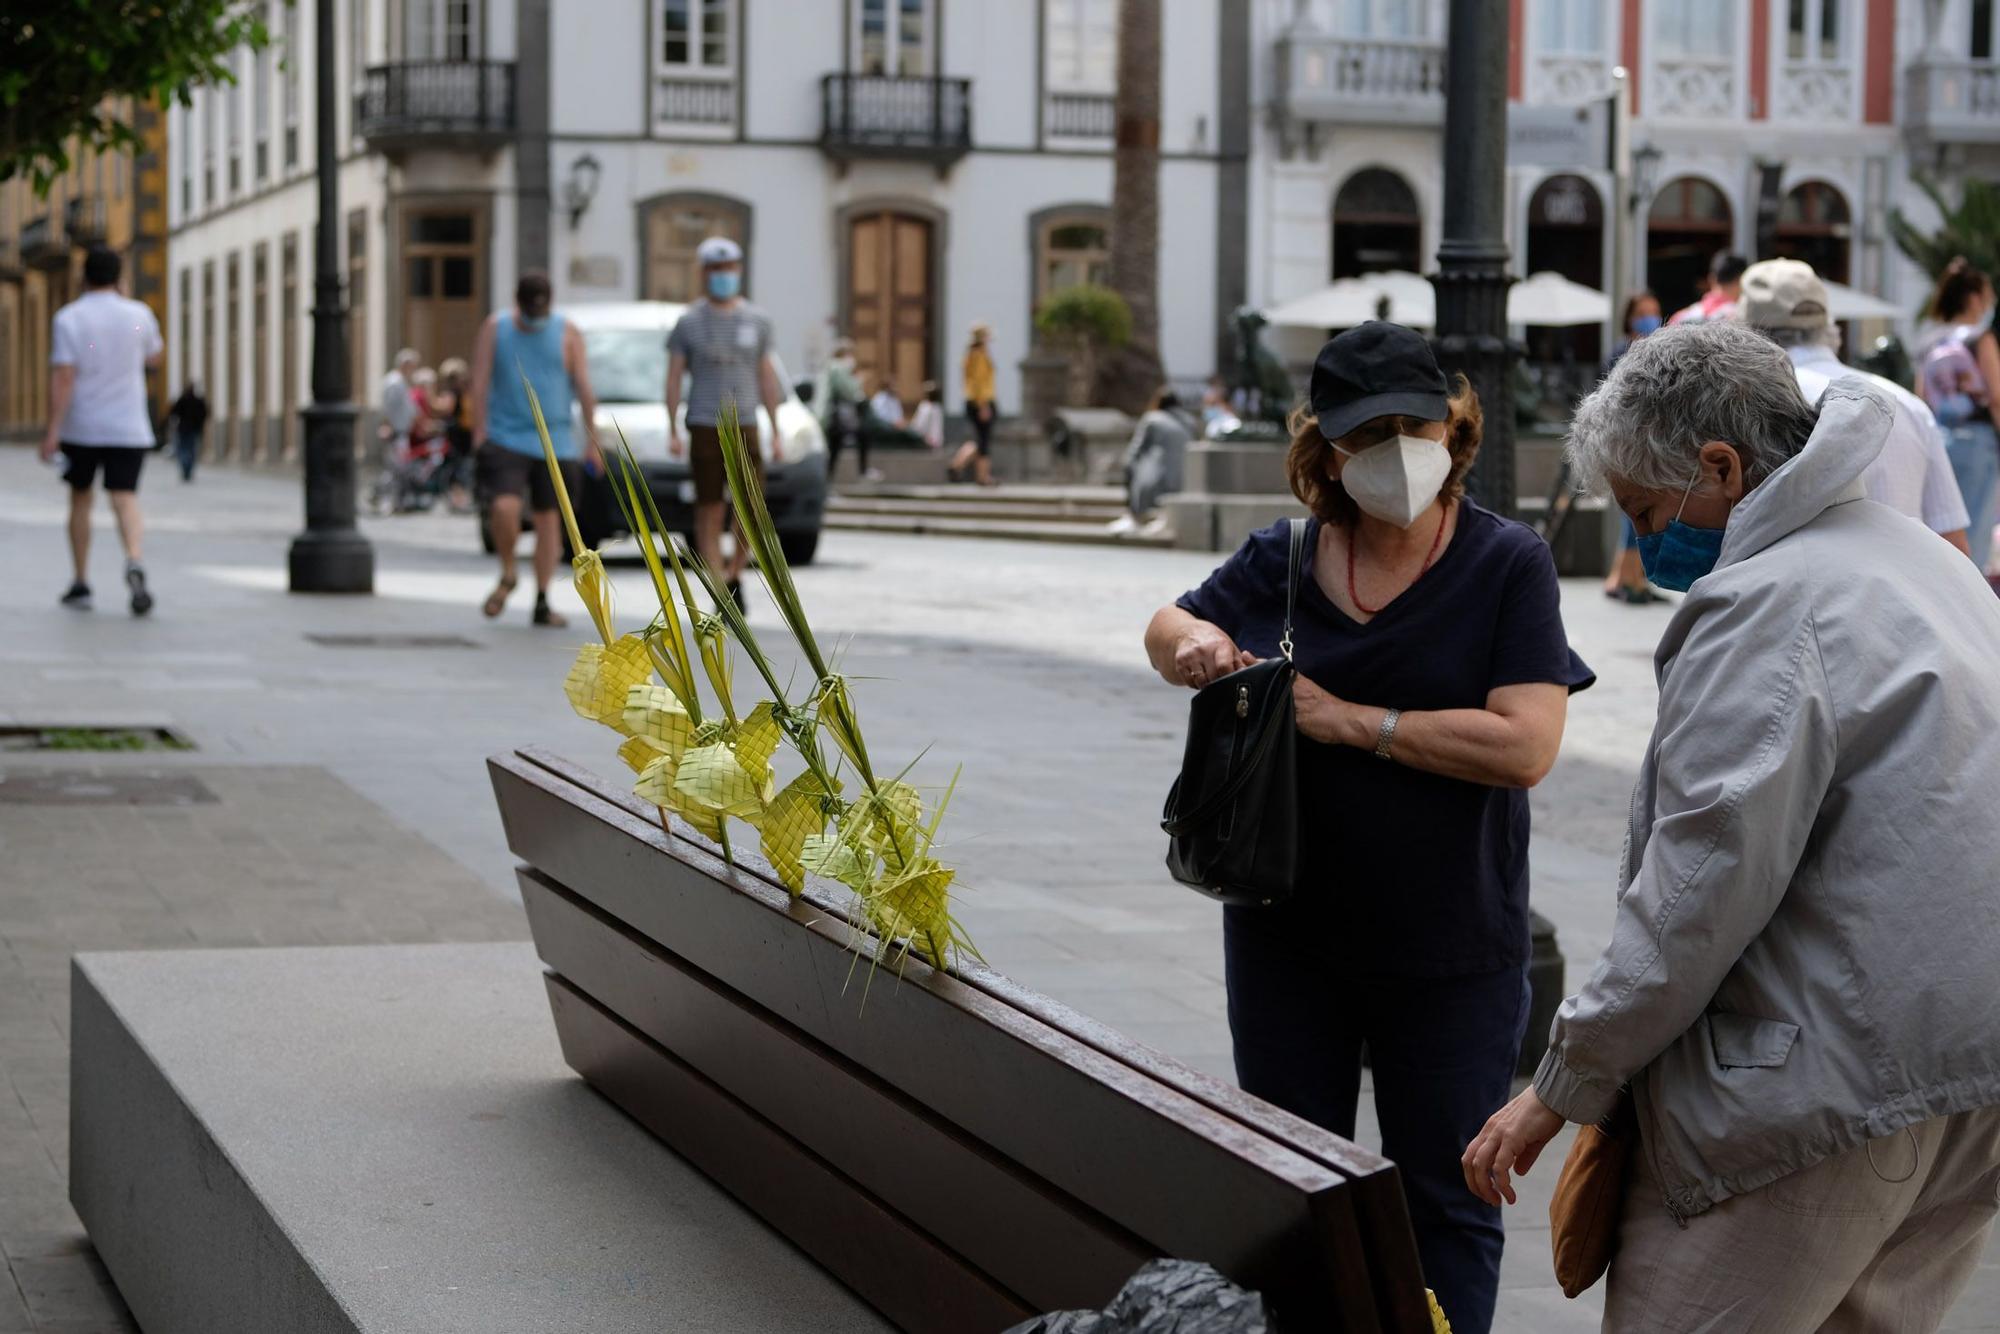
{"left": 1160, "top": 518, "right": 1306, "bottom": 907}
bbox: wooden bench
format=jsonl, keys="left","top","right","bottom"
{"left": 490, "top": 747, "right": 1434, "bottom": 1333}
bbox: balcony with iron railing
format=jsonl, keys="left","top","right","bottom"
{"left": 820, "top": 74, "right": 972, "bottom": 170}
{"left": 1273, "top": 32, "right": 1447, "bottom": 130}
{"left": 64, "top": 195, "right": 109, "bottom": 247}
{"left": 21, "top": 214, "right": 69, "bottom": 270}
{"left": 355, "top": 60, "right": 517, "bottom": 154}
{"left": 1044, "top": 91, "right": 1115, "bottom": 142}
{"left": 1906, "top": 58, "right": 2000, "bottom": 147}
{"left": 0, "top": 235, "right": 21, "bottom": 282}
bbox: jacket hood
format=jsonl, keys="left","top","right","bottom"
{"left": 1716, "top": 379, "right": 1891, "bottom": 571}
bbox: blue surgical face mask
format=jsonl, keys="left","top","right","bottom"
{"left": 1634, "top": 468, "right": 1727, "bottom": 592}
{"left": 1632, "top": 314, "right": 1663, "bottom": 337}
{"left": 707, "top": 269, "right": 741, "bottom": 300}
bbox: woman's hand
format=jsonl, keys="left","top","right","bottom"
{"left": 1462, "top": 1087, "right": 1567, "bottom": 1206}
{"left": 1172, "top": 624, "right": 1255, "bottom": 689}
{"left": 1293, "top": 675, "right": 1365, "bottom": 747}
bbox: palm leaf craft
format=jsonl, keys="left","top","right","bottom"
{"left": 520, "top": 378, "right": 973, "bottom": 972}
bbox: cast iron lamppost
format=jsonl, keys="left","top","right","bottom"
{"left": 1432, "top": 0, "right": 1516, "bottom": 517}
{"left": 289, "top": 0, "right": 374, "bottom": 593}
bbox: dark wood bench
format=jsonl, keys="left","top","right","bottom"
{"left": 490, "top": 747, "right": 1434, "bottom": 1333}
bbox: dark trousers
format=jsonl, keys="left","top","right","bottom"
{"left": 1222, "top": 907, "right": 1530, "bottom": 1334}
{"left": 174, "top": 429, "right": 200, "bottom": 481}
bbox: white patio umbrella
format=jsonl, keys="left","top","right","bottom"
{"left": 1262, "top": 271, "right": 1436, "bottom": 330}
{"left": 1820, "top": 281, "right": 1903, "bottom": 322}
{"left": 1507, "top": 271, "right": 1611, "bottom": 328}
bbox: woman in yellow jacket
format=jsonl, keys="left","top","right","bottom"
{"left": 949, "top": 322, "right": 998, "bottom": 487}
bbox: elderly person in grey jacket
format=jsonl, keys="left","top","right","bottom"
{"left": 1462, "top": 321, "right": 2000, "bottom": 1331}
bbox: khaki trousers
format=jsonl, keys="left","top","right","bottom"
{"left": 1604, "top": 1106, "right": 2000, "bottom": 1333}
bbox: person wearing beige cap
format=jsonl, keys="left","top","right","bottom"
{"left": 1737, "top": 258, "right": 1972, "bottom": 558}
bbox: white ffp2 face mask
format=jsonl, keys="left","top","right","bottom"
{"left": 1333, "top": 434, "right": 1452, "bottom": 528}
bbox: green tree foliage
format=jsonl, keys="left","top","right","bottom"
{"left": 1888, "top": 175, "right": 2000, "bottom": 285}
{"left": 1034, "top": 283, "right": 1134, "bottom": 350}
{"left": 1, "top": 1, "right": 272, "bottom": 191}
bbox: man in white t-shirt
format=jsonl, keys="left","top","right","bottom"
{"left": 380, "top": 347, "right": 420, "bottom": 459}
{"left": 1738, "top": 258, "right": 1973, "bottom": 557}
{"left": 39, "top": 248, "right": 164, "bottom": 615}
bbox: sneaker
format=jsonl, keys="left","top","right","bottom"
{"left": 1139, "top": 515, "right": 1172, "bottom": 539}
{"left": 862, "top": 468, "right": 887, "bottom": 483}
{"left": 59, "top": 581, "right": 92, "bottom": 610}
{"left": 125, "top": 564, "right": 153, "bottom": 617}
{"left": 1105, "top": 514, "right": 1139, "bottom": 536}
{"left": 531, "top": 594, "right": 567, "bottom": 629}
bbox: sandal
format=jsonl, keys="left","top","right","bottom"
{"left": 483, "top": 575, "right": 517, "bottom": 619}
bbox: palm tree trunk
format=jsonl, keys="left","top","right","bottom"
{"left": 1101, "top": 0, "right": 1165, "bottom": 412}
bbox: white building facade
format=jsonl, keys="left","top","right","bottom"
{"left": 168, "top": 0, "right": 1243, "bottom": 462}
{"left": 168, "top": 0, "right": 2000, "bottom": 461}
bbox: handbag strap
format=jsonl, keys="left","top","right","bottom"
{"left": 1280, "top": 517, "right": 1305, "bottom": 662}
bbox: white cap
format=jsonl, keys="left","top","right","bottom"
{"left": 696, "top": 236, "right": 743, "bottom": 267}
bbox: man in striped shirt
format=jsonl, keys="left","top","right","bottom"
{"left": 666, "top": 236, "right": 785, "bottom": 605}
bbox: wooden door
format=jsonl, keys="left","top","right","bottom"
{"left": 642, "top": 198, "right": 747, "bottom": 303}
{"left": 847, "top": 210, "right": 932, "bottom": 404}
{"left": 400, "top": 207, "right": 486, "bottom": 368}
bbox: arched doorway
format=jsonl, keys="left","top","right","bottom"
{"left": 844, "top": 208, "right": 937, "bottom": 403}
{"left": 1646, "top": 176, "right": 1734, "bottom": 315}
{"left": 1773, "top": 181, "right": 1852, "bottom": 285}
{"left": 1524, "top": 174, "right": 1607, "bottom": 418}
{"left": 1332, "top": 168, "right": 1422, "bottom": 279}
{"left": 640, "top": 193, "right": 751, "bottom": 303}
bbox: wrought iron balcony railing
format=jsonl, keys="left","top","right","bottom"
{"left": 355, "top": 60, "right": 516, "bottom": 153}
{"left": 21, "top": 214, "right": 69, "bottom": 270}
{"left": 821, "top": 74, "right": 972, "bottom": 169}
{"left": 64, "top": 195, "right": 109, "bottom": 247}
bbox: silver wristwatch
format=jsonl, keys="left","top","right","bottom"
{"left": 1373, "top": 708, "right": 1402, "bottom": 761}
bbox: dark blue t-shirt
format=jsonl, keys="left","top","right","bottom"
{"left": 1176, "top": 505, "right": 1594, "bottom": 977}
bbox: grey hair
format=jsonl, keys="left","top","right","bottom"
{"left": 1746, "top": 320, "right": 1841, "bottom": 352}
{"left": 1566, "top": 321, "right": 1819, "bottom": 495}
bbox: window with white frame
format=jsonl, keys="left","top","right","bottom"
{"left": 1787, "top": 0, "right": 1843, "bottom": 62}
{"left": 1536, "top": 0, "right": 1603, "bottom": 54}
{"left": 254, "top": 3, "right": 271, "bottom": 181}
{"left": 1046, "top": 0, "right": 1116, "bottom": 91}
{"left": 404, "top": 0, "right": 479, "bottom": 61}
{"left": 855, "top": 0, "right": 931, "bottom": 77}
{"left": 283, "top": 0, "right": 300, "bottom": 168}
{"left": 659, "top": 0, "right": 733, "bottom": 76}
{"left": 227, "top": 47, "right": 243, "bottom": 192}
{"left": 1654, "top": 0, "right": 1733, "bottom": 57}
{"left": 202, "top": 86, "right": 217, "bottom": 204}
{"left": 1337, "top": 0, "right": 1424, "bottom": 40}
{"left": 179, "top": 102, "right": 194, "bottom": 215}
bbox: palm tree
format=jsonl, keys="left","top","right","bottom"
{"left": 1099, "top": 0, "right": 1165, "bottom": 412}
{"left": 1889, "top": 175, "right": 2000, "bottom": 295}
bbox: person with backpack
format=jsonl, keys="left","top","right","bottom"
{"left": 1918, "top": 258, "right": 2000, "bottom": 574}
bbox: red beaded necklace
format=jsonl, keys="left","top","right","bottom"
{"left": 1347, "top": 504, "right": 1450, "bottom": 616}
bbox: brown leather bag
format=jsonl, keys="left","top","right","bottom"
{"left": 1549, "top": 1092, "right": 1637, "bottom": 1299}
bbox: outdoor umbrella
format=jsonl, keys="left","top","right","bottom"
{"left": 1820, "top": 281, "right": 1903, "bottom": 321}
{"left": 1262, "top": 271, "right": 1436, "bottom": 330}
{"left": 1507, "top": 271, "right": 1612, "bottom": 327}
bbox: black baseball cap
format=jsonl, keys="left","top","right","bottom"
{"left": 1309, "top": 322, "right": 1448, "bottom": 443}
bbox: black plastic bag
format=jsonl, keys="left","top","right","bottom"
{"left": 1004, "top": 1259, "right": 1270, "bottom": 1334}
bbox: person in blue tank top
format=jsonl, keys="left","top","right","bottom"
{"left": 469, "top": 271, "right": 602, "bottom": 626}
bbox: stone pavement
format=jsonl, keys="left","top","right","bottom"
{"left": 0, "top": 446, "right": 1992, "bottom": 1331}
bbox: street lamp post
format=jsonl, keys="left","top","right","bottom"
{"left": 288, "top": 0, "right": 374, "bottom": 593}
{"left": 1431, "top": 0, "right": 1516, "bottom": 517}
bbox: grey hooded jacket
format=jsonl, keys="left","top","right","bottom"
{"left": 1534, "top": 380, "right": 2000, "bottom": 1221}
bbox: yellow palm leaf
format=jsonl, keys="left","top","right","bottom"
{"left": 760, "top": 770, "right": 839, "bottom": 894}
{"left": 618, "top": 734, "right": 668, "bottom": 774}
{"left": 623, "top": 684, "right": 696, "bottom": 759}
{"left": 563, "top": 635, "right": 651, "bottom": 728}
{"left": 674, "top": 741, "right": 765, "bottom": 819}
{"left": 865, "top": 859, "right": 956, "bottom": 962}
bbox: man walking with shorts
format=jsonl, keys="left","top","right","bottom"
{"left": 468, "top": 271, "right": 602, "bottom": 627}
{"left": 39, "top": 247, "right": 163, "bottom": 615}
{"left": 666, "top": 236, "right": 784, "bottom": 603}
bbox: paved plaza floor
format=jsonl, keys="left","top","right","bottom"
{"left": 0, "top": 447, "right": 1992, "bottom": 1331}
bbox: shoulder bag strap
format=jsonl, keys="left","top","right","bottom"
{"left": 1281, "top": 517, "right": 1306, "bottom": 662}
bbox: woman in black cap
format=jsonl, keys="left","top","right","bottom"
{"left": 1143, "top": 322, "right": 1593, "bottom": 1334}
